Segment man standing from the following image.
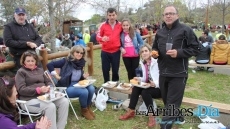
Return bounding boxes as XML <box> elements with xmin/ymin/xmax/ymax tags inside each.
<box><xmin>96</xmin><ymin>8</ymin><xmax>122</xmax><ymax>83</ymax></box>
<box><xmin>3</xmin><ymin>7</ymin><xmax>43</xmax><ymax>69</ymax></box>
<box><xmin>83</xmin><ymin>30</ymin><xmax>90</xmax><ymax>44</ymax></box>
<box><xmin>152</xmin><ymin>5</ymin><xmax>199</xmax><ymax>129</ymax></box>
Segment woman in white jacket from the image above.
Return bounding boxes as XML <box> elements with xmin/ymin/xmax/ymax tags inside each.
<box><xmin>119</xmin><ymin>43</ymin><xmax>161</xmax><ymax>128</ymax></box>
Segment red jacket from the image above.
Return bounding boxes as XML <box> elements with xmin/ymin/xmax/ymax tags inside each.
<box><xmin>96</xmin><ymin>20</ymin><xmax>122</xmax><ymax>53</ymax></box>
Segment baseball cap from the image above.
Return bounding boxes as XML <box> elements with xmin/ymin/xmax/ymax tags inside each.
<box><xmin>15</xmin><ymin>7</ymin><xmax>26</xmax><ymax>14</ymax></box>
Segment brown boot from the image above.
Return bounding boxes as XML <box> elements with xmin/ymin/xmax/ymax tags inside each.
<box><xmin>147</xmin><ymin>116</ymin><xmax>156</xmax><ymax>127</ymax></box>
<box><xmin>119</xmin><ymin>109</ymin><xmax>135</xmax><ymax>120</ymax></box>
<box><xmin>81</xmin><ymin>108</ymin><xmax>94</xmax><ymax>120</ymax></box>
<box><xmin>87</xmin><ymin>106</ymin><xmax>95</xmax><ymax>118</ymax></box>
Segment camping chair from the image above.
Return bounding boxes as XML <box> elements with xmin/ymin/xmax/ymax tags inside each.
<box><xmin>16</xmin><ymin>100</ymin><xmax>44</xmax><ymax>124</ymax></box>
<box><xmin>44</xmin><ymin>70</ymin><xmax>79</xmax><ymax>120</ymax></box>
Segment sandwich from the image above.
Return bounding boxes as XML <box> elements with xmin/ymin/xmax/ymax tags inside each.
<box><xmin>78</xmin><ymin>80</ymin><xmax>89</xmax><ymax>85</ymax></box>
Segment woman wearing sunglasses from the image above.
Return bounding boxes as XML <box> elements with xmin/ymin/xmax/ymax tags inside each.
<box><xmin>15</xmin><ymin>50</ymin><xmax>69</xmax><ymax>129</ymax></box>
<box><xmin>119</xmin><ymin>44</ymin><xmax>161</xmax><ymax>128</ymax></box>
<box><xmin>0</xmin><ymin>76</ymin><xmax>50</xmax><ymax>129</ymax></box>
<box><xmin>47</xmin><ymin>45</ymin><xmax>95</xmax><ymax>120</ymax></box>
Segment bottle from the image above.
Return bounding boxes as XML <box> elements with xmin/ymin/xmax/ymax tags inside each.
<box><xmin>49</xmin><ymin>85</ymin><xmax>55</xmax><ymax>99</ymax></box>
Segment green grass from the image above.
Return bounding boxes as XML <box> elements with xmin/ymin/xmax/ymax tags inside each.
<box><xmin>23</xmin><ymin>30</ymin><xmax>230</xmax><ymax>129</ymax></box>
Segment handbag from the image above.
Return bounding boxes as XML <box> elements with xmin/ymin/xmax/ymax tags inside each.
<box><xmin>95</xmin><ymin>87</ymin><xmax>109</xmax><ymax>111</ymax></box>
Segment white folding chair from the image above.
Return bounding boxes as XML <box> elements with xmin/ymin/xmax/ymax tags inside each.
<box><xmin>16</xmin><ymin>100</ymin><xmax>44</xmax><ymax>124</ymax></box>
<box><xmin>44</xmin><ymin>70</ymin><xmax>79</xmax><ymax>120</ymax></box>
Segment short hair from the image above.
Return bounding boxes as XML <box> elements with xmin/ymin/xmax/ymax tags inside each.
<box><xmin>219</xmin><ymin>35</ymin><xmax>226</xmax><ymax>40</ymax></box>
<box><xmin>0</xmin><ymin>76</ymin><xmax>19</xmax><ymax>122</ymax></box>
<box><xmin>68</xmin><ymin>45</ymin><xmax>87</xmax><ymax>61</ymax></box>
<box><xmin>165</xmin><ymin>5</ymin><xmax>178</xmax><ymax>14</ymax></box>
<box><xmin>20</xmin><ymin>50</ymin><xmax>39</xmax><ymax>66</ymax></box>
<box><xmin>203</xmin><ymin>30</ymin><xmax>209</xmax><ymax>35</ymax></box>
<box><xmin>107</xmin><ymin>8</ymin><xmax>117</xmax><ymax>14</ymax></box>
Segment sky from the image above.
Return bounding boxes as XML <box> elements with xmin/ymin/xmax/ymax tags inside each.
<box><xmin>76</xmin><ymin>0</ymin><xmax>149</xmax><ymax>21</ymax></box>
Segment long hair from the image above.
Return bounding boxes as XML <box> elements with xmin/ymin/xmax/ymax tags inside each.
<box><xmin>121</xmin><ymin>19</ymin><xmax>135</xmax><ymax>40</ymax></box>
<box><xmin>67</xmin><ymin>45</ymin><xmax>87</xmax><ymax>61</ymax></box>
<box><xmin>0</xmin><ymin>76</ymin><xmax>19</xmax><ymax>122</ymax></box>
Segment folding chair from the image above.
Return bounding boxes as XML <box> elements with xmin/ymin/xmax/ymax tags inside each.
<box><xmin>44</xmin><ymin>70</ymin><xmax>79</xmax><ymax>120</ymax></box>
<box><xmin>16</xmin><ymin>100</ymin><xmax>44</xmax><ymax>124</ymax></box>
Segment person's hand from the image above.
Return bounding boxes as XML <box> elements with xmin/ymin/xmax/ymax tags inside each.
<box><xmin>27</xmin><ymin>42</ymin><xmax>37</xmax><ymax>49</ymax></box>
<box><xmin>40</xmin><ymin>86</ymin><xmax>50</xmax><ymax>94</ymax></box>
<box><xmin>166</xmin><ymin>49</ymin><xmax>177</xmax><ymax>58</ymax></box>
<box><xmin>83</xmin><ymin>73</ymin><xmax>89</xmax><ymax>78</ymax></box>
<box><xmin>149</xmin><ymin>81</ymin><xmax>155</xmax><ymax>87</ymax></box>
<box><xmin>35</xmin><ymin>116</ymin><xmax>51</xmax><ymax>129</ymax></box>
<box><xmin>120</xmin><ymin>48</ymin><xmax>126</xmax><ymax>54</ymax></box>
<box><xmin>151</xmin><ymin>50</ymin><xmax>159</xmax><ymax>58</ymax></box>
<box><xmin>102</xmin><ymin>36</ymin><xmax>109</xmax><ymax>42</ymax></box>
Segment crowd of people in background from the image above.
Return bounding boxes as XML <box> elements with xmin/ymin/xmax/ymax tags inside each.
<box><xmin>1</xmin><ymin>4</ymin><xmax>230</xmax><ymax>129</ymax></box>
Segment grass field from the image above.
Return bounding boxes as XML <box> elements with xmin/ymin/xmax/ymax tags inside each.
<box><xmin>22</xmin><ymin>30</ymin><xmax>230</xmax><ymax>129</ymax></box>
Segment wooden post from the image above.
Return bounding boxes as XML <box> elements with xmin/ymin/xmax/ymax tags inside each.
<box><xmin>87</xmin><ymin>42</ymin><xmax>94</xmax><ymax>76</ymax></box>
<box><xmin>148</xmin><ymin>31</ymin><xmax>153</xmax><ymax>46</ymax></box>
<box><xmin>39</xmin><ymin>49</ymin><xmax>48</xmax><ymax>70</ymax></box>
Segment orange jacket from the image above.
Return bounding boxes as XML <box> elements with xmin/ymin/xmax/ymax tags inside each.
<box><xmin>209</xmin><ymin>40</ymin><xmax>230</xmax><ymax>64</ymax></box>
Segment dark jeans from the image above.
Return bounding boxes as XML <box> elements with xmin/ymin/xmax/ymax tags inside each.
<box><xmin>101</xmin><ymin>50</ymin><xmax>121</xmax><ymax>83</ymax></box>
<box><xmin>129</xmin><ymin>86</ymin><xmax>161</xmax><ymax>110</ymax></box>
<box><xmin>159</xmin><ymin>76</ymin><xmax>187</xmax><ymax>129</ymax></box>
<box><xmin>122</xmin><ymin>56</ymin><xmax>140</xmax><ymax>80</ymax></box>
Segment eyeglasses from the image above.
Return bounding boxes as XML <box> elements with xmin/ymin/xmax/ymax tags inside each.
<box><xmin>163</xmin><ymin>12</ymin><xmax>177</xmax><ymax>17</ymax></box>
<box><xmin>76</xmin><ymin>51</ymin><xmax>84</xmax><ymax>55</ymax></box>
<box><xmin>24</xmin><ymin>51</ymin><xmax>36</xmax><ymax>55</ymax></box>
<box><xmin>0</xmin><ymin>77</ymin><xmax>9</xmax><ymax>86</ymax></box>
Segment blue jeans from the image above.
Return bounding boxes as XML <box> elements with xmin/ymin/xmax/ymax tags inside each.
<box><xmin>66</xmin><ymin>82</ymin><xmax>95</xmax><ymax>108</ymax></box>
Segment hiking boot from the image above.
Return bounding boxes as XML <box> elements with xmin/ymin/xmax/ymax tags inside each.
<box><xmin>175</xmin><ymin>116</ymin><xmax>185</xmax><ymax>125</ymax></box>
<box><xmin>81</xmin><ymin>108</ymin><xmax>94</xmax><ymax>120</ymax></box>
<box><xmin>119</xmin><ymin>109</ymin><xmax>135</xmax><ymax>120</ymax></box>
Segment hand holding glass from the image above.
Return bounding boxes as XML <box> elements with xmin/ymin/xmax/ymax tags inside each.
<box><xmin>166</xmin><ymin>43</ymin><xmax>173</xmax><ymax>51</ymax></box>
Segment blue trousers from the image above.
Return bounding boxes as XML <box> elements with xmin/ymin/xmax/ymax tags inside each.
<box><xmin>66</xmin><ymin>82</ymin><xmax>95</xmax><ymax>108</ymax></box>
<box><xmin>101</xmin><ymin>50</ymin><xmax>121</xmax><ymax>83</ymax></box>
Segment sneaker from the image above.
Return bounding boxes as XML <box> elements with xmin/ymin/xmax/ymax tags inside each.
<box><xmin>207</xmin><ymin>67</ymin><xmax>214</xmax><ymax>72</ymax></box>
<box><xmin>175</xmin><ymin>116</ymin><xmax>185</xmax><ymax>125</ymax></box>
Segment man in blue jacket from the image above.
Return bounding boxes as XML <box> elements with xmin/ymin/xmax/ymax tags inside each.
<box><xmin>3</xmin><ymin>7</ymin><xmax>43</xmax><ymax>69</ymax></box>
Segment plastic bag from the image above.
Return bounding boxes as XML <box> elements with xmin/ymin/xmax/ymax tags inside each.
<box><xmin>198</xmin><ymin>115</ymin><xmax>226</xmax><ymax>129</ymax></box>
<box><xmin>95</xmin><ymin>87</ymin><xmax>108</xmax><ymax>111</ymax></box>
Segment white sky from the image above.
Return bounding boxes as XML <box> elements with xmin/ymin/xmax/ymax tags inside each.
<box><xmin>76</xmin><ymin>0</ymin><xmax>149</xmax><ymax>21</ymax></box>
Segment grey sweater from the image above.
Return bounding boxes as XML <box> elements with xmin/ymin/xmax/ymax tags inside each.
<box><xmin>15</xmin><ymin>67</ymin><xmax>52</xmax><ymax>101</ymax></box>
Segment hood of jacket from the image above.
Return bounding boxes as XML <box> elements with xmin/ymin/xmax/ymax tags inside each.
<box><xmin>213</xmin><ymin>40</ymin><xmax>229</xmax><ymax>50</ymax></box>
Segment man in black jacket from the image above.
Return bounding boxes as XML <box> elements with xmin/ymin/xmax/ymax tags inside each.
<box><xmin>152</xmin><ymin>5</ymin><xmax>199</xmax><ymax>129</ymax></box>
<box><xmin>3</xmin><ymin>7</ymin><xmax>43</xmax><ymax>69</ymax></box>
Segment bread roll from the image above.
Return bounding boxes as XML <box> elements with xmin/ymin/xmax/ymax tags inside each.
<box><xmin>130</xmin><ymin>79</ymin><xmax>138</xmax><ymax>85</ymax></box>
<box><xmin>38</xmin><ymin>95</ymin><xmax>46</xmax><ymax>100</ymax></box>
<box><xmin>79</xmin><ymin>80</ymin><xmax>89</xmax><ymax>85</ymax></box>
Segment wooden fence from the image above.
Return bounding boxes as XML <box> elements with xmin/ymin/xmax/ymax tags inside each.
<box><xmin>0</xmin><ymin>31</ymin><xmax>155</xmax><ymax>75</ymax></box>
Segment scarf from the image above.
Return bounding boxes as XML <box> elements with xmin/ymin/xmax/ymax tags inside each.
<box><xmin>68</xmin><ymin>57</ymin><xmax>86</xmax><ymax>70</ymax></box>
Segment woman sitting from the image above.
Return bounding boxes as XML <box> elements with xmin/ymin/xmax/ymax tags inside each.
<box><xmin>210</xmin><ymin>35</ymin><xmax>230</xmax><ymax>65</ymax></box>
<box><xmin>119</xmin><ymin>43</ymin><xmax>161</xmax><ymax>128</ymax></box>
<box><xmin>15</xmin><ymin>50</ymin><xmax>69</xmax><ymax>129</ymax></box>
<box><xmin>47</xmin><ymin>45</ymin><xmax>95</xmax><ymax>120</ymax></box>
<box><xmin>0</xmin><ymin>76</ymin><xmax>50</xmax><ymax>129</ymax></box>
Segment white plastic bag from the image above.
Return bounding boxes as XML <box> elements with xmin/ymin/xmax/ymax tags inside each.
<box><xmin>198</xmin><ymin>115</ymin><xmax>226</xmax><ymax>129</ymax></box>
<box><xmin>137</xmin><ymin>99</ymin><xmax>157</xmax><ymax>113</ymax></box>
<box><xmin>95</xmin><ymin>87</ymin><xmax>109</xmax><ymax>111</ymax></box>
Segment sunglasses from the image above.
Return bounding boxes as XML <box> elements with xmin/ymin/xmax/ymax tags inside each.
<box><xmin>0</xmin><ymin>77</ymin><xmax>9</xmax><ymax>86</ymax></box>
<box><xmin>76</xmin><ymin>51</ymin><xmax>84</xmax><ymax>55</ymax></box>
<box><xmin>24</xmin><ymin>51</ymin><xmax>36</xmax><ymax>55</ymax></box>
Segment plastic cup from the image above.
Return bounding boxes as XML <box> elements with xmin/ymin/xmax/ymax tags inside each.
<box><xmin>41</xmin><ymin>44</ymin><xmax>45</xmax><ymax>49</ymax></box>
<box><xmin>166</xmin><ymin>43</ymin><xmax>173</xmax><ymax>51</ymax></box>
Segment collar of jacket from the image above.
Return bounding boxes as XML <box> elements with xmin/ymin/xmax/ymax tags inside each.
<box><xmin>106</xmin><ymin>19</ymin><xmax>119</xmax><ymax>24</ymax></box>
<box><xmin>163</xmin><ymin>19</ymin><xmax>180</xmax><ymax>30</ymax></box>
<box><xmin>13</xmin><ymin>18</ymin><xmax>29</xmax><ymax>26</ymax></box>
